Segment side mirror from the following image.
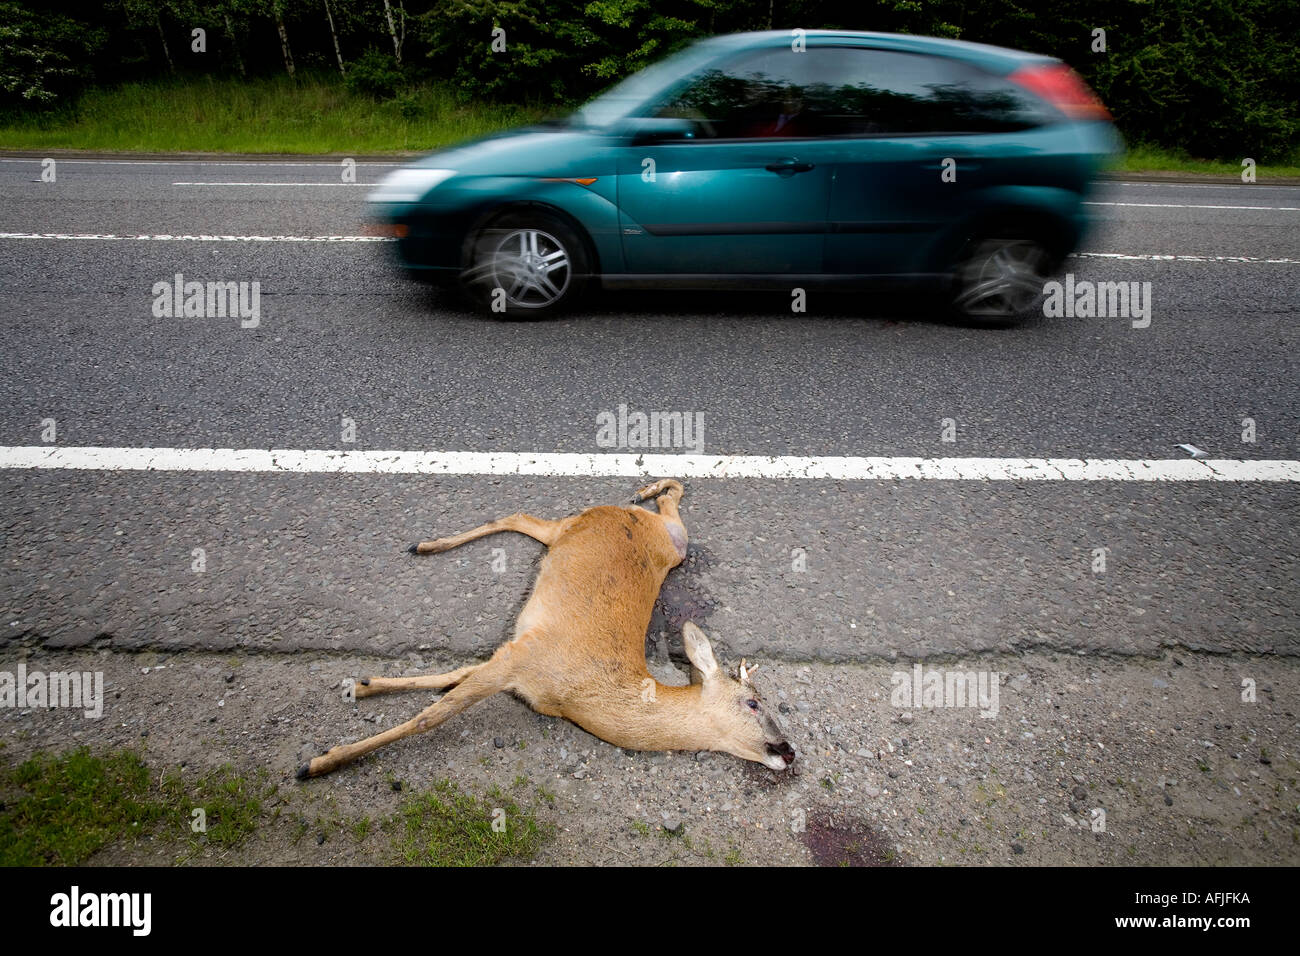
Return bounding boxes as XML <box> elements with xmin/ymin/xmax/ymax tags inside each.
<box><xmin>619</xmin><ymin>117</ymin><xmax>698</xmax><ymax>145</ymax></box>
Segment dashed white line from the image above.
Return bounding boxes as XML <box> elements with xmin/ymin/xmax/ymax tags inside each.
<box><xmin>1</xmin><ymin>447</ymin><xmax>1296</xmax><ymax>482</ymax></box>
<box><xmin>1084</xmin><ymin>201</ymin><xmax>1300</xmax><ymax>211</ymax></box>
<box><xmin>1070</xmin><ymin>251</ymin><xmax>1300</xmax><ymax>264</ymax></box>
<box><xmin>0</xmin><ymin>233</ymin><xmax>1295</xmax><ymax>263</ymax></box>
<box><xmin>0</xmin><ymin>232</ymin><xmax>393</xmax><ymax>242</ymax></box>
<box><xmin>0</xmin><ymin>158</ymin><xmax>403</xmax><ymax>166</ymax></box>
<box><xmin>1108</xmin><ymin>181</ymin><xmax>1300</xmax><ymax>190</ymax></box>
<box><xmin>171</xmin><ymin>182</ymin><xmax>369</xmax><ymax>186</ymax></box>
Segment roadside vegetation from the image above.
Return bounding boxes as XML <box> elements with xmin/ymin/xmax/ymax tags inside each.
<box><xmin>1</xmin><ymin>73</ymin><xmax>1296</xmax><ymax>180</ymax></box>
<box><xmin>0</xmin><ymin>73</ymin><xmax>543</xmax><ymax>154</ymax></box>
<box><xmin>0</xmin><ymin>746</ymin><xmax>552</xmax><ymax>866</ymax></box>
<box><xmin>0</xmin><ymin>0</ymin><xmax>1296</xmax><ymax>172</ymax></box>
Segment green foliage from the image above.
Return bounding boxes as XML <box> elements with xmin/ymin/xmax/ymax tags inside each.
<box><xmin>0</xmin><ymin>0</ymin><xmax>1295</xmax><ymax>162</ymax></box>
<box><xmin>0</xmin><ymin>1</ymin><xmax>107</xmax><ymax>111</ymax></box>
<box><xmin>415</xmin><ymin>0</ymin><xmax>601</xmax><ymax>103</ymax></box>
<box><xmin>1082</xmin><ymin>0</ymin><xmax>1300</xmax><ymax>163</ymax></box>
<box><xmin>344</xmin><ymin>48</ymin><xmax>406</xmax><ymax>99</ymax></box>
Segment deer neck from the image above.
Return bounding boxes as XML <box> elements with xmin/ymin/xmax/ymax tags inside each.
<box><xmin>628</xmin><ymin>681</ymin><xmax>717</xmax><ymax>753</ymax></box>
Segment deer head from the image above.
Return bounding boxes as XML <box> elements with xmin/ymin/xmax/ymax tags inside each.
<box><xmin>683</xmin><ymin>622</ymin><xmax>796</xmax><ymax>771</ymax></box>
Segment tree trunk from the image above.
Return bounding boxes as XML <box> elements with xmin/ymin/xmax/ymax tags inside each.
<box><xmin>382</xmin><ymin>0</ymin><xmax>403</xmax><ymax>67</ymax></box>
<box><xmin>155</xmin><ymin>14</ymin><xmax>174</xmax><ymax>73</ymax></box>
<box><xmin>275</xmin><ymin>11</ymin><xmax>295</xmax><ymax>78</ymax></box>
<box><xmin>323</xmin><ymin>0</ymin><xmax>345</xmax><ymax>75</ymax></box>
<box><xmin>224</xmin><ymin>14</ymin><xmax>246</xmax><ymax>77</ymax></box>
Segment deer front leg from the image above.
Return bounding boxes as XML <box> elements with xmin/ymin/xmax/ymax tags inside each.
<box><xmin>630</xmin><ymin>479</ymin><xmax>687</xmax><ymax>556</ymax></box>
<box><xmin>352</xmin><ymin>663</ymin><xmax>481</xmax><ymax>699</ymax></box>
<box><xmin>630</xmin><ymin>478</ymin><xmax>683</xmax><ymax>507</ymax></box>
<box><xmin>298</xmin><ymin>663</ymin><xmax>507</xmax><ymax>779</ymax></box>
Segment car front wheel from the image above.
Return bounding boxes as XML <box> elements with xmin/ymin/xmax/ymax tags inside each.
<box><xmin>461</xmin><ymin>210</ymin><xmax>590</xmax><ymax>317</ymax></box>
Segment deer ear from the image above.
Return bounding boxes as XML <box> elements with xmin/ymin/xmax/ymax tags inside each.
<box><xmin>682</xmin><ymin>622</ymin><xmax>719</xmax><ymax>682</ymax></box>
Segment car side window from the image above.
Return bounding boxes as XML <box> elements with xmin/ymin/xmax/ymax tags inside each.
<box><xmin>818</xmin><ymin>48</ymin><xmax>1051</xmax><ymax>135</ymax></box>
<box><xmin>647</xmin><ymin>48</ymin><xmax>827</xmax><ymax>139</ymax></box>
<box><xmin>646</xmin><ymin>46</ymin><xmax>1050</xmax><ymax>138</ymax></box>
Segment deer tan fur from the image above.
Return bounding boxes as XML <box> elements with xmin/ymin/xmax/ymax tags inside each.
<box><xmin>298</xmin><ymin>479</ymin><xmax>795</xmax><ymax>779</ymax></box>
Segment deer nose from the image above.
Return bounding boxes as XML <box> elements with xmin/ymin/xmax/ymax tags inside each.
<box><xmin>768</xmin><ymin>742</ymin><xmax>796</xmax><ymax>764</ymax></box>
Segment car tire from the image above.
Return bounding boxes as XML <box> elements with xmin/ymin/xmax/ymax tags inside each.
<box><xmin>460</xmin><ymin>209</ymin><xmax>590</xmax><ymax>317</ymax></box>
<box><xmin>947</xmin><ymin>233</ymin><xmax>1055</xmax><ymax>327</ymax></box>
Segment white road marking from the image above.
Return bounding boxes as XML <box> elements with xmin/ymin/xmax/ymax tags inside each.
<box><xmin>172</xmin><ymin>182</ymin><xmax>369</xmax><ymax>186</ymax></box>
<box><xmin>1071</xmin><ymin>251</ymin><xmax>1300</xmax><ymax>264</ymax></box>
<box><xmin>0</xmin><ymin>234</ymin><xmax>1295</xmax><ymax>264</ymax></box>
<box><xmin>0</xmin><ymin>232</ymin><xmax>393</xmax><ymax>242</ymax></box>
<box><xmin>1109</xmin><ymin>181</ymin><xmax>1300</xmax><ymax>190</ymax></box>
<box><xmin>1085</xmin><ymin>201</ymin><xmax>1300</xmax><ymax>211</ymax></box>
<box><xmin>1</xmin><ymin>447</ymin><xmax>1296</xmax><ymax>482</ymax></box>
<box><xmin>0</xmin><ymin>158</ymin><xmax>403</xmax><ymax>166</ymax></box>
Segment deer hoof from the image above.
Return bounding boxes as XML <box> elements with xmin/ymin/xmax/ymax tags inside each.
<box><xmin>295</xmin><ymin>763</ymin><xmax>312</xmax><ymax>781</ymax></box>
<box><xmin>406</xmin><ymin>543</ymin><xmax>419</xmax><ymax>555</ymax></box>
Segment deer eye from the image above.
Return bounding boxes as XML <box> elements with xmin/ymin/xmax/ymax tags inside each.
<box><xmin>746</xmin><ymin>699</ymin><xmax>759</xmax><ymax>710</ymax></box>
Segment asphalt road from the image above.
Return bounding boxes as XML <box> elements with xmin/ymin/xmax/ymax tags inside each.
<box><xmin>1</xmin><ymin>157</ymin><xmax>1296</xmax><ymax>663</ymax></box>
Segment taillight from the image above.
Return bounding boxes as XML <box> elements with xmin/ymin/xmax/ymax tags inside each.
<box><xmin>1008</xmin><ymin>63</ymin><xmax>1111</xmax><ymax>121</ymax></box>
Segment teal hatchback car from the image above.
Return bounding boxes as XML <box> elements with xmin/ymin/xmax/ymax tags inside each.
<box><xmin>367</xmin><ymin>30</ymin><xmax>1120</xmax><ymax>321</ymax></box>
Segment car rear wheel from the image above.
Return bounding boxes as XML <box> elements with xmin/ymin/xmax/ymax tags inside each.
<box><xmin>949</xmin><ymin>236</ymin><xmax>1053</xmax><ymax>326</ymax></box>
<box><xmin>461</xmin><ymin>210</ymin><xmax>590</xmax><ymax>317</ymax></box>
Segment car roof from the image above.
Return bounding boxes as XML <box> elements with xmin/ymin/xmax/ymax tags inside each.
<box><xmin>693</xmin><ymin>30</ymin><xmax>1058</xmax><ymax>74</ymax></box>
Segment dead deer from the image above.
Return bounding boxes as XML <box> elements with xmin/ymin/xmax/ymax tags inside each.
<box><xmin>297</xmin><ymin>478</ymin><xmax>795</xmax><ymax>779</ymax></box>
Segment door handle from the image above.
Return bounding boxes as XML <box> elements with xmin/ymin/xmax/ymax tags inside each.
<box><xmin>765</xmin><ymin>159</ymin><xmax>816</xmax><ymax>175</ymax></box>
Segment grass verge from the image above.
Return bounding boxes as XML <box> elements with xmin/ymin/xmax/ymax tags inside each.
<box><xmin>0</xmin><ymin>747</ymin><xmax>278</xmax><ymax>865</ymax></box>
<box><xmin>0</xmin><ymin>73</ymin><xmax>545</xmax><ymax>155</ymax></box>
<box><xmin>4</xmin><ymin>75</ymin><xmax>1297</xmax><ymax>179</ymax></box>
<box><xmin>1113</xmin><ymin>143</ymin><xmax>1300</xmax><ymax>179</ymax></box>
<box><xmin>0</xmin><ymin>748</ymin><xmax>166</xmax><ymax>865</ymax></box>
<box><xmin>0</xmin><ymin>747</ymin><xmax>551</xmax><ymax>866</ymax></box>
<box><xmin>396</xmin><ymin>780</ymin><xmax>551</xmax><ymax>866</ymax></box>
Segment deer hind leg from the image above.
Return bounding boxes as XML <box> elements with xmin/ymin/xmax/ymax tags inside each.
<box><xmin>630</xmin><ymin>479</ymin><xmax>687</xmax><ymax>554</ymax></box>
<box><xmin>352</xmin><ymin>663</ymin><xmax>481</xmax><ymax>700</ymax></box>
<box><xmin>409</xmin><ymin>512</ymin><xmax>565</xmax><ymax>555</ymax></box>
<box><xmin>298</xmin><ymin>661</ymin><xmax>510</xmax><ymax>779</ymax></box>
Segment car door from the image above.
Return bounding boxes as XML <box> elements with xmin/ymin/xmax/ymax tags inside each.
<box><xmin>818</xmin><ymin>48</ymin><xmax>1054</xmax><ymax>276</ymax></box>
<box><xmin>615</xmin><ymin>46</ymin><xmax>837</xmax><ymax>276</ymax></box>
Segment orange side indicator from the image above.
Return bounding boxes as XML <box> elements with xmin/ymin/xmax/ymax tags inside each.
<box><xmin>363</xmin><ymin>223</ymin><xmax>408</xmax><ymax>238</ymax></box>
<box><xmin>539</xmin><ymin>177</ymin><xmax>598</xmax><ymax>186</ymax></box>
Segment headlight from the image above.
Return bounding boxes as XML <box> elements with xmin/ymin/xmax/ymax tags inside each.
<box><xmin>367</xmin><ymin>168</ymin><xmax>456</xmax><ymax>203</ymax></box>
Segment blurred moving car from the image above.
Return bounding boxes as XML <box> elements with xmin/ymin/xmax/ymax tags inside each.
<box><xmin>367</xmin><ymin>30</ymin><xmax>1121</xmax><ymax>322</ymax></box>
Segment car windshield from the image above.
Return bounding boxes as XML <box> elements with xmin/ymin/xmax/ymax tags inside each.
<box><xmin>569</xmin><ymin>42</ymin><xmax>727</xmax><ymax>128</ymax></box>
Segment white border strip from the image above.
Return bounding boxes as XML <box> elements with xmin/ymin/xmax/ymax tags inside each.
<box><xmin>0</xmin><ymin>232</ymin><xmax>393</xmax><ymax>242</ymax></box>
<box><xmin>1084</xmin><ymin>201</ymin><xmax>1300</xmax><ymax>211</ymax></box>
<box><xmin>0</xmin><ymin>234</ymin><xmax>1295</xmax><ymax>263</ymax></box>
<box><xmin>1071</xmin><ymin>251</ymin><xmax>1300</xmax><ymax>264</ymax></box>
<box><xmin>1</xmin><ymin>447</ymin><xmax>1296</xmax><ymax>482</ymax></box>
<box><xmin>0</xmin><ymin>158</ymin><xmax>403</xmax><ymax>167</ymax></box>
<box><xmin>171</xmin><ymin>182</ymin><xmax>368</xmax><ymax>187</ymax></box>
